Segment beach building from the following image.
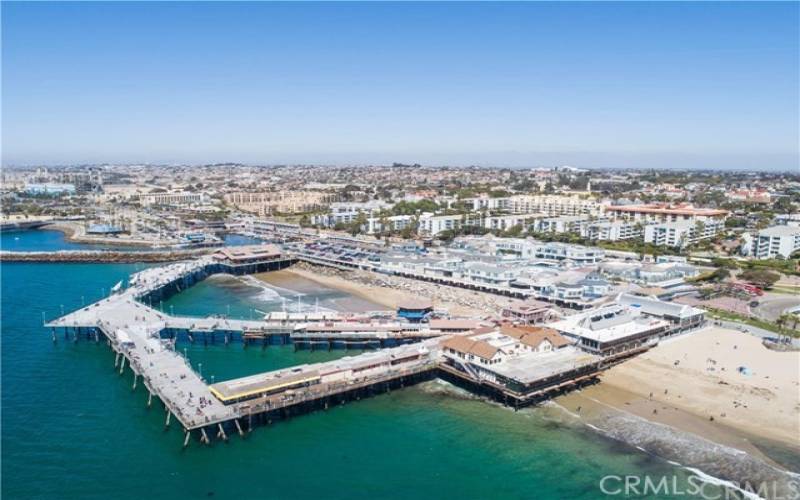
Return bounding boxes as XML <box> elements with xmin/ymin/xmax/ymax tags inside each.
<box><xmin>547</xmin><ymin>304</ymin><xmax>669</xmax><ymax>356</ymax></box>
<box><xmin>438</xmin><ymin>326</ymin><xmax>600</xmax><ymax>395</ymax></box>
<box><xmin>501</xmin><ymin>300</ymin><xmax>558</xmax><ymax>324</ymax></box>
<box><xmin>615</xmin><ymin>293</ymin><xmax>705</xmax><ymax>335</ymax></box>
<box><xmin>397</xmin><ymin>299</ymin><xmax>434</xmax><ymax>322</ymax></box>
<box><xmin>212</xmin><ymin>245</ymin><xmax>283</xmax><ymax>266</ymax></box>
<box><xmin>598</xmin><ymin>261</ymin><xmax>699</xmax><ymax>285</ymax></box>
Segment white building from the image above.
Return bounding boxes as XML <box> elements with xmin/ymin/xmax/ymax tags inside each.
<box><xmin>582</xmin><ymin>220</ymin><xmax>643</xmax><ymax>241</ymax></box>
<box><xmin>643</xmin><ymin>220</ymin><xmax>724</xmax><ymax>248</ymax></box>
<box><xmin>139</xmin><ymin>191</ymin><xmax>205</xmax><ymax>207</ymax></box>
<box><xmin>547</xmin><ymin>304</ymin><xmax>669</xmax><ymax>356</ymax></box>
<box><xmin>754</xmin><ymin>226</ymin><xmax>800</xmax><ymax>259</ymax></box>
<box><xmin>533</xmin><ymin>215</ymin><xmax>597</xmax><ymax>234</ymax></box>
<box><xmin>604</xmin><ymin>204</ymin><xmax>729</xmax><ymax>224</ymax></box>
<box><xmin>466</xmin><ymin>195</ymin><xmax>602</xmax><ymax>216</ymax></box>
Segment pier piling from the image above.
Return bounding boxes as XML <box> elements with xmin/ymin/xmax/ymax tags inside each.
<box><xmin>217</xmin><ymin>424</ymin><xmax>228</xmax><ymax>442</ymax></box>
<box><xmin>235</xmin><ymin>419</ymin><xmax>244</xmax><ymax>437</ymax></box>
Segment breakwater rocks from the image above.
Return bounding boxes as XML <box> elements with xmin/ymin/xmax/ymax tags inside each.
<box><xmin>0</xmin><ymin>249</ymin><xmax>214</xmax><ymax>263</ymax></box>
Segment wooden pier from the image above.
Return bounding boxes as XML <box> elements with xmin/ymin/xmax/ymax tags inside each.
<box><xmin>45</xmin><ymin>254</ymin><xmax>625</xmax><ymax>447</ymax></box>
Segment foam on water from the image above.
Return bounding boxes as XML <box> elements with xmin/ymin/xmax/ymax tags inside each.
<box><xmin>549</xmin><ymin>398</ymin><xmax>798</xmax><ymax>499</ymax></box>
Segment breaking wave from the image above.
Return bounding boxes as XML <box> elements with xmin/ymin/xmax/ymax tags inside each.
<box><xmin>549</xmin><ymin>399</ymin><xmax>799</xmax><ymax>499</ymax></box>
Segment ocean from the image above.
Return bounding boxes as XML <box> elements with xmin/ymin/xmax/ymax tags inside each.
<box><xmin>1</xmin><ymin>230</ymin><xmax>793</xmax><ymax>499</ymax></box>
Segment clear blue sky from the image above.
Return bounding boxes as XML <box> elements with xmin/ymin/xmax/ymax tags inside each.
<box><xmin>2</xmin><ymin>1</ymin><xmax>798</xmax><ymax>170</ymax></box>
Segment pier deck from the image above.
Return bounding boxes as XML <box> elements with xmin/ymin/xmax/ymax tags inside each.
<box><xmin>44</xmin><ymin>253</ymin><xmax>618</xmax><ymax>444</ymax></box>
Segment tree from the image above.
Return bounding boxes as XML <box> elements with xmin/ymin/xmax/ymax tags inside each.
<box><xmin>703</xmin><ymin>268</ymin><xmax>730</xmax><ymax>282</ymax></box>
<box><xmin>738</xmin><ymin>269</ymin><xmax>780</xmax><ymax>289</ymax></box>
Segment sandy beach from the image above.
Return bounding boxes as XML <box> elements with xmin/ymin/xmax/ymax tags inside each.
<box><xmin>561</xmin><ymin>326</ymin><xmax>800</xmax><ymax>459</ymax></box>
<box><xmin>275</xmin><ymin>263</ymin><xmax>515</xmax><ymax>317</ymax></box>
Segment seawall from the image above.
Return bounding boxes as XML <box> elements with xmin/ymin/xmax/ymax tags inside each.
<box><xmin>0</xmin><ymin>249</ymin><xmax>214</xmax><ymax>263</ymax></box>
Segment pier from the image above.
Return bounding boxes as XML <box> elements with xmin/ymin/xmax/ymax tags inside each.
<box><xmin>45</xmin><ymin>249</ymin><xmax>620</xmax><ymax>446</ymax></box>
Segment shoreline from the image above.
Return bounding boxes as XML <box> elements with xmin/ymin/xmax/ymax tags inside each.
<box><xmin>271</xmin><ymin>265</ymin><xmax>800</xmax><ymax>459</ymax></box>
<box><xmin>561</xmin><ymin>326</ymin><xmax>800</xmax><ymax>464</ymax></box>
<box><xmin>276</xmin><ymin>262</ymin><xmax>516</xmax><ymax>317</ymax></box>
<box><xmin>42</xmin><ymin>222</ymin><xmax>163</xmax><ymax>248</ymax></box>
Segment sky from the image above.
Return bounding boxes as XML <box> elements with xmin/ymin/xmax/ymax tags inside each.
<box><xmin>2</xmin><ymin>1</ymin><xmax>798</xmax><ymax>170</ymax></box>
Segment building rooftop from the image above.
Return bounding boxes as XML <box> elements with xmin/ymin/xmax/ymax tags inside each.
<box><xmin>758</xmin><ymin>225</ymin><xmax>800</xmax><ymax>237</ymax></box>
<box><xmin>548</xmin><ymin>305</ymin><xmax>668</xmax><ymax>343</ymax></box>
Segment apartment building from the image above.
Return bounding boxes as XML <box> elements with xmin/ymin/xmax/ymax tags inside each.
<box><xmin>466</xmin><ymin>195</ymin><xmax>602</xmax><ymax>216</ymax></box>
<box><xmin>753</xmin><ymin>225</ymin><xmax>800</xmax><ymax>259</ymax></box>
<box><xmin>582</xmin><ymin>220</ymin><xmax>643</xmax><ymax>241</ymax></box>
<box><xmin>643</xmin><ymin>220</ymin><xmax>724</xmax><ymax>248</ymax></box>
<box><xmin>604</xmin><ymin>203</ymin><xmax>728</xmax><ymax>224</ymax></box>
<box><xmin>225</xmin><ymin>191</ymin><xmax>337</xmax><ymax>215</ymax></box>
<box><xmin>138</xmin><ymin>191</ymin><xmax>205</xmax><ymax>207</ymax></box>
<box><xmin>533</xmin><ymin>215</ymin><xmax>597</xmax><ymax>234</ymax></box>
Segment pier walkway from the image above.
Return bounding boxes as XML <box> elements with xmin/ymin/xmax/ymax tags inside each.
<box><xmin>45</xmin><ymin>252</ymin><xmax>617</xmax><ymax>445</ymax></box>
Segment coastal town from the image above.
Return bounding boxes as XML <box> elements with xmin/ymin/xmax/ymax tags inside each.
<box><xmin>3</xmin><ymin>2</ymin><xmax>799</xmax><ymax>499</ymax></box>
<box><xmin>2</xmin><ymin>164</ymin><xmax>799</xmax><ymax>461</ymax></box>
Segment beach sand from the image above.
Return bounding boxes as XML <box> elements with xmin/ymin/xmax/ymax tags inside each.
<box><xmin>254</xmin><ymin>269</ymin><xmax>387</xmax><ymax>313</ymax></box>
<box><xmin>271</xmin><ymin>265</ymin><xmax>483</xmax><ymax>316</ymax></box>
<box><xmin>560</xmin><ymin>326</ymin><xmax>800</xmax><ymax>460</ymax></box>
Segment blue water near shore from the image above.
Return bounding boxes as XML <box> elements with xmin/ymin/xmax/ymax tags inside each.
<box><xmin>0</xmin><ymin>228</ymin><xmax>100</xmax><ymax>251</ymax></box>
<box><xmin>0</xmin><ymin>228</ymin><xmax>264</xmax><ymax>252</ymax></box>
<box><xmin>0</xmin><ymin>230</ymin><xmax>768</xmax><ymax>499</ymax></box>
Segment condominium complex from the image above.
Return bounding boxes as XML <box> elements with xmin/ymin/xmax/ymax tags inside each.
<box><xmin>581</xmin><ymin>220</ymin><xmax>643</xmax><ymax>241</ymax></box>
<box><xmin>466</xmin><ymin>195</ymin><xmax>603</xmax><ymax>216</ymax></box>
<box><xmin>643</xmin><ymin>220</ymin><xmax>725</xmax><ymax>248</ymax></box>
<box><xmin>753</xmin><ymin>225</ymin><xmax>800</xmax><ymax>259</ymax></box>
<box><xmin>603</xmin><ymin>203</ymin><xmax>728</xmax><ymax>224</ymax></box>
<box><xmin>225</xmin><ymin>190</ymin><xmax>338</xmax><ymax>215</ymax></box>
<box><xmin>138</xmin><ymin>191</ymin><xmax>206</xmax><ymax>207</ymax></box>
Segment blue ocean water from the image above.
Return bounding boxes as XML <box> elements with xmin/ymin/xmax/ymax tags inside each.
<box><xmin>0</xmin><ymin>231</ymin><xmax>741</xmax><ymax>499</ymax></box>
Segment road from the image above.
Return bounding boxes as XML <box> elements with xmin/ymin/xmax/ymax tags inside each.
<box><xmin>751</xmin><ymin>292</ymin><xmax>800</xmax><ymax>322</ymax></box>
